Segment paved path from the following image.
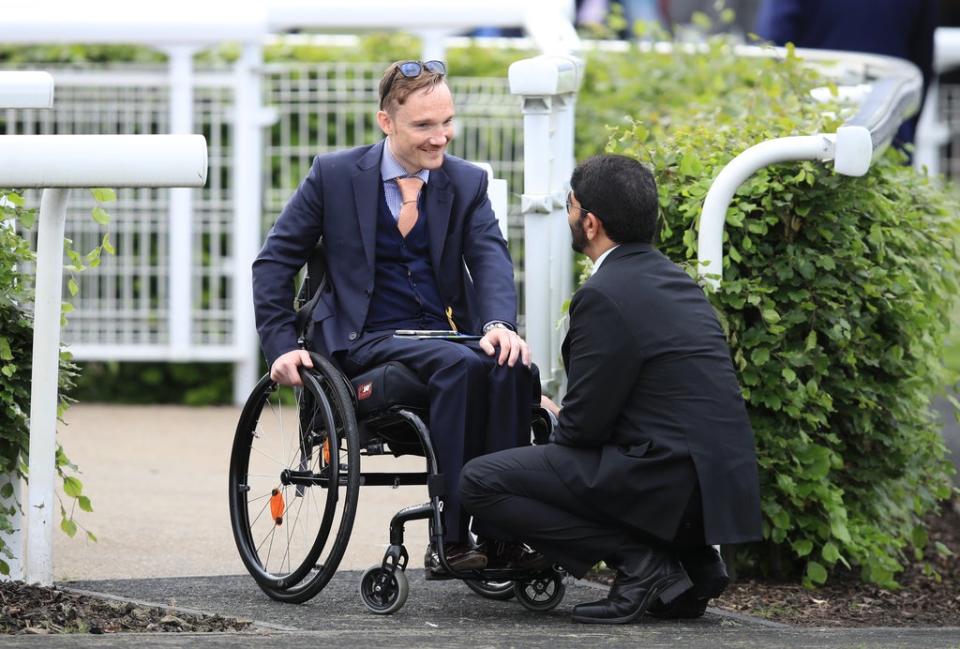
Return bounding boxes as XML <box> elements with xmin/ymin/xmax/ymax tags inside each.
<box><xmin>17</xmin><ymin>572</ymin><xmax>960</xmax><ymax>648</ymax></box>
<box><xmin>37</xmin><ymin>403</ymin><xmax>960</xmax><ymax>648</ymax></box>
<box><xmin>55</xmin><ymin>405</ymin><xmax>432</xmax><ymax>581</ymax></box>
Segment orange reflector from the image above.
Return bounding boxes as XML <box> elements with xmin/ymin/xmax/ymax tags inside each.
<box><xmin>270</xmin><ymin>488</ymin><xmax>285</xmax><ymax>525</ymax></box>
<box><xmin>322</xmin><ymin>438</ymin><xmax>331</xmax><ymax>464</ymax></box>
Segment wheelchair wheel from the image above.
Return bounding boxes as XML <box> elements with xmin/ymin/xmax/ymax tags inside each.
<box><xmin>463</xmin><ymin>578</ymin><xmax>516</xmax><ymax>601</ymax></box>
<box><xmin>229</xmin><ymin>353</ymin><xmax>360</xmax><ymax>603</ymax></box>
<box><xmin>359</xmin><ymin>566</ymin><xmax>409</xmax><ymax>614</ymax></box>
<box><xmin>514</xmin><ymin>572</ymin><xmax>565</xmax><ymax>612</ymax></box>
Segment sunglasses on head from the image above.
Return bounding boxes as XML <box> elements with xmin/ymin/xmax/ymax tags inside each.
<box><xmin>397</xmin><ymin>60</ymin><xmax>446</xmax><ymax>78</ymax></box>
<box><xmin>380</xmin><ymin>60</ymin><xmax>447</xmax><ymax>108</ymax></box>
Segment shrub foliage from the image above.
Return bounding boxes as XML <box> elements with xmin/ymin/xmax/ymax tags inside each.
<box><xmin>593</xmin><ymin>37</ymin><xmax>958</xmax><ymax>587</ymax></box>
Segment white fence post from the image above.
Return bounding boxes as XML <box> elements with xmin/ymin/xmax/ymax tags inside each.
<box><xmin>0</xmin><ymin>72</ymin><xmax>55</xmax><ymax>583</ymax></box>
<box><xmin>0</xmin><ymin>133</ymin><xmax>208</xmax><ymax>586</ymax></box>
<box><xmin>166</xmin><ymin>46</ymin><xmax>199</xmax><ymax>360</ymax></box>
<box><xmin>232</xmin><ymin>43</ymin><xmax>268</xmax><ymax>405</ymax></box>
<box><xmin>509</xmin><ymin>55</ymin><xmax>582</xmax><ymax>394</ymax></box>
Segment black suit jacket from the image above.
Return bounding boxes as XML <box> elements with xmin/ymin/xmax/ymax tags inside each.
<box><xmin>546</xmin><ymin>243</ymin><xmax>762</xmax><ymax>545</ymax></box>
<box><xmin>252</xmin><ymin>141</ymin><xmax>517</xmax><ymax>366</ymax></box>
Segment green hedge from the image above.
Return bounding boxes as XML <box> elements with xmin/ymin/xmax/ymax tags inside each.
<box><xmin>596</xmin><ymin>36</ymin><xmax>958</xmax><ymax>587</ymax></box>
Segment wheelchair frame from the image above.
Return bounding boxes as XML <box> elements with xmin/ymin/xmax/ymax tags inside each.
<box><xmin>229</xmin><ymin>246</ymin><xmax>566</xmax><ymax>614</ymax></box>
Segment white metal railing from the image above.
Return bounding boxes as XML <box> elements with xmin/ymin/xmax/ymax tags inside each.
<box><xmin>1</xmin><ymin>1</ymin><xmax>577</xmax><ymax>404</ymax></box>
<box><xmin>0</xmin><ymin>73</ymin><xmax>209</xmax><ymax>586</ymax></box>
<box><xmin>697</xmin><ymin>47</ymin><xmax>922</xmax><ymax>289</ymax></box>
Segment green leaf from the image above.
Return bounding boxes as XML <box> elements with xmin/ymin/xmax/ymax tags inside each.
<box><xmin>90</xmin><ymin>187</ymin><xmax>117</xmax><ymax>203</ymax></box>
<box><xmin>0</xmin><ymin>482</ymin><xmax>12</xmax><ymax>499</ymax></box>
<box><xmin>63</xmin><ymin>476</ymin><xmax>83</xmax><ymax>498</ymax></box>
<box><xmin>86</xmin><ymin>531</ymin><xmax>98</xmax><ymax>542</ymax></box>
<box><xmin>77</xmin><ymin>495</ymin><xmax>93</xmax><ymax>513</ymax></box>
<box><xmin>781</xmin><ymin>367</ymin><xmax>797</xmax><ymax>383</ymax></box>
<box><xmin>101</xmin><ymin>233</ymin><xmax>115</xmax><ymax>255</ymax></box>
<box><xmin>91</xmin><ymin>206</ymin><xmax>110</xmax><ymax>225</ymax></box>
<box><xmin>67</xmin><ymin>278</ymin><xmax>79</xmax><ymax>297</ymax></box>
<box><xmin>761</xmin><ymin>308</ymin><xmax>781</xmax><ymax>324</ymax></box>
<box><xmin>793</xmin><ymin>539</ymin><xmax>813</xmax><ymax>557</ymax></box>
<box><xmin>822</xmin><ymin>541</ymin><xmax>840</xmax><ymax>564</ymax></box>
<box><xmin>679</xmin><ymin>152</ymin><xmax>703</xmax><ymax>177</ymax></box>
<box><xmin>0</xmin><ymin>337</ymin><xmax>11</xmax><ymax>361</ymax></box>
<box><xmin>806</xmin><ymin>560</ymin><xmax>828</xmax><ymax>585</ymax></box>
<box><xmin>61</xmin><ymin>517</ymin><xmax>78</xmax><ymax>537</ymax></box>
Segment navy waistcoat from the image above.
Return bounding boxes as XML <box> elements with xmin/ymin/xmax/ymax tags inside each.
<box><xmin>364</xmin><ymin>186</ymin><xmax>449</xmax><ymax>333</ymax></box>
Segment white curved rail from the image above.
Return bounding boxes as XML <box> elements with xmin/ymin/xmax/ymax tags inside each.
<box><xmin>697</xmin><ymin>48</ymin><xmax>921</xmax><ymax>289</ymax></box>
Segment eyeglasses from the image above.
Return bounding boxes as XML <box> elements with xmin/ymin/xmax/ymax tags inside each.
<box><xmin>566</xmin><ymin>191</ymin><xmax>590</xmax><ymax>216</ymax></box>
<box><xmin>380</xmin><ymin>60</ymin><xmax>447</xmax><ymax>109</ymax></box>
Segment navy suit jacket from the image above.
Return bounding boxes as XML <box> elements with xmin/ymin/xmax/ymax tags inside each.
<box><xmin>252</xmin><ymin>141</ymin><xmax>517</xmax><ymax>367</ymax></box>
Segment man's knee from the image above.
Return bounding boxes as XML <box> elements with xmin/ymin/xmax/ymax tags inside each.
<box><xmin>460</xmin><ymin>455</ymin><xmax>495</xmax><ymax>508</ymax></box>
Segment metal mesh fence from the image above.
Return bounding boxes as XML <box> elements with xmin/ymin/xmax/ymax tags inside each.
<box><xmin>1</xmin><ymin>62</ymin><xmax>525</xmax><ymax>358</ymax></box>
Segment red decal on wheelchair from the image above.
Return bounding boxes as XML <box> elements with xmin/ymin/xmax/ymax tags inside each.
<box><xmin>357</xmin><ymin>382</ymin><xmax>373</xmax><ymax>400</ymax></box>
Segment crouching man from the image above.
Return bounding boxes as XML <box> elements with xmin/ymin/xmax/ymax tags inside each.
<box><xmin>461</xmin><ymin>154</ymin><xmax>762</xmax><ymax>623</ymax></box>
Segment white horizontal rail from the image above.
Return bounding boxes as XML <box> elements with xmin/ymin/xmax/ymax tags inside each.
<box><xmin>66</xmin><ymin>345</ymin><xmax>245</xmax><ymax>362</ymax></box>
<box><xmin>0</xmin><ymin>72</ymin><xmax>54</xmax><ymax>109</ymax></box>
<box><xmin>0</xmin><ymin>135</ymin><xmax>207</xmax><ymax>188</ymax></box>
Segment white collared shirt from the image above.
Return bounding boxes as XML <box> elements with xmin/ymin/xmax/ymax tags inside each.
<box><xmin>380</xmin><ymin>137</ymin><xmax>429</xmax><ymax>220</ymax></box>
<box><xmin>591</xmin><ymin>245</ymin><xmax>620</xmax><ymax>275</ymax></box>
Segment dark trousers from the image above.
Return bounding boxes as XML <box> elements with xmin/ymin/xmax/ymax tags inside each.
<box><xmin>460</xmin><ymin>445</ymin><xmax>705</xmax><ymax>578</ymax></box>
<box><xmin>343</xmin><ymin>332</ymin><xmax>533</xmax><ymax>544</ymax></box>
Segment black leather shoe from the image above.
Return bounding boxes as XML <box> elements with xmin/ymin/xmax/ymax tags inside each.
<box><xmin>485</xmin><ymin>541</ymin><xmax>552</xmax><ymax>572</ymax></box>
<box><xmin>648</xmin><ymin>545</ymin><xmax>729</xmax><ymax>619</ymax></box>
<box><xmin>424</xmin><ymin>544</ymin><xmax>488</xmax><ymax>580</ymax></box>
<box><xmin>571</xmin><ymin>544</ymin><xmax>692</xmax><ymax>624</ymax></box>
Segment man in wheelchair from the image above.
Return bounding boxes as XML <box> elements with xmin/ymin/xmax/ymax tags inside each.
<box><xmin>252</xmin><ymin>60</ymin><xmax>538</xmax><ymax>576</ymax></box>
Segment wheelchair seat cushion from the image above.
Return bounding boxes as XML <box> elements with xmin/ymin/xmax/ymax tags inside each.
<box><xmin>350</xmin><ymin>361</ymin><xmax>428</xmax><ymax>418</ymax></box>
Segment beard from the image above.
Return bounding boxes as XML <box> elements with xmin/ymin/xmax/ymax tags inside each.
<box><xmin>570</xmin><ymin>215</ymin><xmax>588</xmax><ymax>254</ymax></box>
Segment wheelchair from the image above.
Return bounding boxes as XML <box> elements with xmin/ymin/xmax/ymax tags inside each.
<box><xmin>228</xmin><ymin>246</ymin><xmax>566</xmax><ymax>614</ymax></box>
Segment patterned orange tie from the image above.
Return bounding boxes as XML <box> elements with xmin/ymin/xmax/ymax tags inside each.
<box><xmin>395</xmin><ymin>176</ymin><xmax>424</xmax><ymax>238</ymax></box>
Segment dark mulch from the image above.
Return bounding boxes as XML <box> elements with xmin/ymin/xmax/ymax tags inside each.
<box><xmin>592</xmin><ymin>499</ymin><xmax>960</xmax><ymax>627</ymax></box>
<box><xmin>0</xmin><ymin>582</ymin><xmax>254</xmax><ymax>635</ymax></box>
<box><xmin>713</xmin><ymin>499</ymin><xmax>960</xmax><ymax>627</ymax></box>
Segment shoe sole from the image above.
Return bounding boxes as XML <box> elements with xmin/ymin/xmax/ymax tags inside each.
<box><xmin>648</xmin><ymin>574</ymin><xmax>730</xmax><ymax>619</ymax></box>
<box><xmin>571</xmin><ymin>573</ymin><xmax>693</xmax><ymax>625</ymax></box>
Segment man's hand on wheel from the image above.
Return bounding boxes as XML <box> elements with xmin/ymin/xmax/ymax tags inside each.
<box><xmin>270</xmin><ymin>349</ymin><xmax>314</xmax><ymax>386</ymax></box>
<box><xmin>479</xmin><ymin>327</ymin><xmax>531</xmax><ymax>367</ymax></box>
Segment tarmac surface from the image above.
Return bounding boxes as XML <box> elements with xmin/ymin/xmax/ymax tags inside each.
<box><xmin>10</xmin><ymin>403</ymin><xmax>957</xmax><ymax>647</ymax></box>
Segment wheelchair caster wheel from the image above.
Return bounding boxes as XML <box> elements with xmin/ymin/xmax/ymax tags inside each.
<box><xmin>464</xmin><ymin>579</ymin><xmax>516</xmax><ymax>601</ymax></box>
<box><xmin>514</xmin><ymin>572</ymin><xmax>565</xmax><ymax>612</ymax></box>
<box><xmin>360</xmin><ymin>566</ymin><xmax>409</xmax><ymax>614</ymax></box>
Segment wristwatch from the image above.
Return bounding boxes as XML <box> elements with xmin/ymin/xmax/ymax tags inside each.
<box><xmin>482</xmin><ymin>321</ymin><xmax>513</xmax><ymax>334</ymax></box>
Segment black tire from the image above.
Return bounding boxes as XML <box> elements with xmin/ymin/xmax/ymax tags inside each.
<box><xmin>514</xmin><ymin>572</ymin><xmax>565</xmax><ymax>612</ymax></box>
<box><xmin>229</xmin><ymin>354</ymin><xmax>360</xmax><ymax>603</ymax></box>
<box><xmin>359</xmin><ymin>566</ymin><xmax>409</xmax><ymax>614</ymax></box>
<box><xmin>463</xmin><ymin>578</ymin><xmax>516</xmax><ymax>601</ymax></box>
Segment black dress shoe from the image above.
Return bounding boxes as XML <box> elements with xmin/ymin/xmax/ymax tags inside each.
<box><xmin>424</xmin><ymin>543</ymin><xmax>488</xmax><ymax>580</ymax></box>
<box><xmin>648</xmin><ymin>545</ymin><xmax>729</xmax><ymax>619</ymax></box>
<box><xmin>571</xmin><ymin>544</ymin><xmax>692</xmax><ymax>624</ymax></box>
<box><xmin>485</xmin><ymin>541</ymin><xmax>552</xmax><ymax>572</ymax></box>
